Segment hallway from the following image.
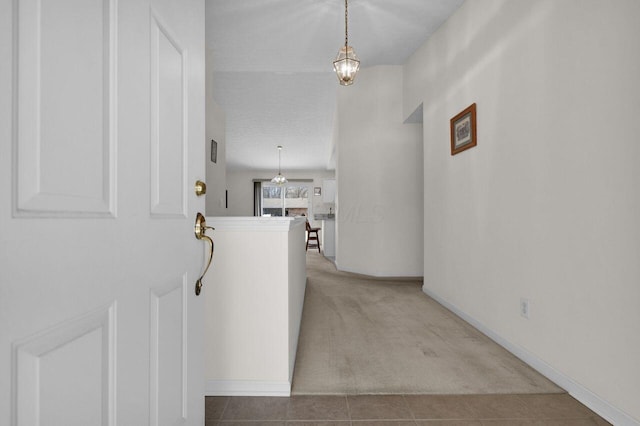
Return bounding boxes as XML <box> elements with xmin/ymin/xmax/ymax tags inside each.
<box><xmin>292</xmin><ymin>253</ymin><xmax>559</xmax><ymax>395</ymax></box>
<box><xmin>205</xmin><ymin>253</ymin><xmax>610</xmax><ymax>424</ymax></box>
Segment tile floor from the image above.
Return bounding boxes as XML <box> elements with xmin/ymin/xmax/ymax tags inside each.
<box><xmin>205</xmin><ymin>393</ymin><xmax>611</xmax><ymax>425</ymax></box>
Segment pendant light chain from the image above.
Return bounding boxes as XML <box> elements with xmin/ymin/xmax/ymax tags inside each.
<box><xmin>344</xmin><ymin>0</ymin><xmax>349</xmax><ymax>48</ymax></box>
<box><xmin>271</xmin><ymin>145</ymin><xmax>287</xmax><ymax>185</ymax></box>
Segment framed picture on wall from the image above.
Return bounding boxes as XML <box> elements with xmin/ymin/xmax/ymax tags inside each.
<box><xmin>211</xmin><ymin>140</ymin><xmax>218</xmax><ymax>163</ymax></box>
<box><xmin>450</xmin><ymin>103</ymin><xmax>477</xmax><ymax>155</ymax></box>
<box><xmin>314</xmin><ymin>187</ymin><xmax>322</xmax><ymax>196</ymax></box>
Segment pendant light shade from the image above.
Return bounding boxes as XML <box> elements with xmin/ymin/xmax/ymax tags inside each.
<box><xmin>333</xmin><ymin>46</ymin><xmax>360</xmax><ymax>86</ymax></box>
<box><xmin>333</xmin><ymin>0</ymin><xmax>359</xmax><ymax>86</ymax></box>
<box><xmin>271</xmin><ymin>145</ymin><xmax>288</xmax><ymax>185</ymax></box>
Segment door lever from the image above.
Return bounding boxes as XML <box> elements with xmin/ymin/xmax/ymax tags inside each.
<box><xmin>194</xmin><ymin>212</ymin><xmax>214</xmax><ymax>295</ymax></box>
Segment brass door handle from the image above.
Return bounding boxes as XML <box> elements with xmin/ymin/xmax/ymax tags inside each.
<box><xmin>194</xmin><ymin>212</ymin><xmax>214</xmax><ymax>295</ymax></box>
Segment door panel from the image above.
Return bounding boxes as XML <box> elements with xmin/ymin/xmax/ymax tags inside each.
<box><xmin>0</xmin><ymin>0</ymin><xmax>206</xmax><ymax>424</ymax></box>
<box><xmin>150</xmin><ymin>11</ymin><xmax>187</xmax><ymax>218</ymax></box>
<box><xmin>15</xmin><ymin>0</ymin><xmax>116</xmax><ymax>216</ymax></box>
<box><xmin>13</xmin><ymin>305</ymin><xmax>116</xmax><ymax>426</ymax></box>
<box><xmin>150</xmin><ymin>278</ymin><xmax>188</xmax><ymax>425</ymax></box>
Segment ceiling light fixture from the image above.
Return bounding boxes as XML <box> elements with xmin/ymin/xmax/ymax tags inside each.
<box><xmin>333</xmin><ymin>0</ymin><xmax>360</xmax><ymax>86</ymax></box>
<box><xmin>271</xmin><ymin>145</ymin><xmax>288</xmax><ymax>185</ymax></box>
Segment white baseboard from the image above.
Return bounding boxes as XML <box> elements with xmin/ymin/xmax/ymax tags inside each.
<box><xmin>205</xmin><ymin>380</ymin><xmax>291</xmax><ymax>397</ymax></box>
<box><xmin>422</xmin><ymin>286</ymin><xmax>639</xmax><ymax>426</ymax></box>
<box><xmin>335</xmin><ymin>263</ymin><xmax>423</xmax><ymax>280</ymax></box>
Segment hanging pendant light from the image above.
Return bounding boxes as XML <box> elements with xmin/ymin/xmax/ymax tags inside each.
<box><xmin>333</xmin><ymin>0</ymin><xmax>360</xmax><ymax>86</ymax></box>
<box><xmin>271</xmin><ymin>145</ymin><xmax>288</xmax><ymax>185</ymax></box>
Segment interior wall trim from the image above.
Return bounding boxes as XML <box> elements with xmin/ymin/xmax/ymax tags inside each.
<box><xmin>205</xmin><ymin>380</ymin><xmax>290</xmax><ymax>397</ymax></box>
<box><xmin>337</xmin><ymin>263</ymin><xmax>423</xmax><ymax>280</ymax></box>
<box><xmin>422</xmin><ymin>287</ymin><xmax>639</xmax><ymax>426</ymax></box>
<box><xmin>205</xmin><ymin>216</ymin><xmax>305</xmax><ymax>232</ymax></box>
<box><xmin>253</xmin><ymin>179</ymin><xmax>314</xmax><ymax>183</ymax></box>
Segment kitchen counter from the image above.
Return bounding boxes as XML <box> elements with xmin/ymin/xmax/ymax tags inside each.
<box><xmin>314</xmin><ymin>214</ymin><xmax>335</xmax><ymax>220</ymax></box>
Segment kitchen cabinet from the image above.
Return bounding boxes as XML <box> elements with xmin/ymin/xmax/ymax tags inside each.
<box><xmin>322</xmin><ymin>179</ymin><xmax>335</xmax><ymax>203</ymax></box>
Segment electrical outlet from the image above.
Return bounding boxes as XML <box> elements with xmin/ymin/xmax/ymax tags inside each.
<box><xmin>520</xmin><ymin>298</ymin><xmax>530</xmax><ymax>319</ymax></box>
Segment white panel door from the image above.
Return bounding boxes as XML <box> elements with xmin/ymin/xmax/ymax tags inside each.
<box><xmin>0</xmin><ymin>0</ymin><xmax>206</xmax><ymax>425</ymax></box>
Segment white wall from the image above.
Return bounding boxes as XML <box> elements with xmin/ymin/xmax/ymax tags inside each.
<box><xmin>204</xmin><ymin>217</ymin><xmax>307</xmax><ymax>396</ymax></box>
<box><xmin>226</xmin><ymin>169</ymin><xmax>335</xmax><ymax>228</ymax></box>
<box><xmin>405</xmin><ymin>0</ymin><xmax>640</xmax><ymax>423</ymax></box>
<box><xmin>336</xmin><ymin>65</ymin><xmax>423</xmax><ymax>277</ymax></box>
<box><xmin>205</xmin><ymin>48</ymin><xmax>227</xmax><ymax>216</ymax></box>
<box><xmin>288</xmin><ymin>220</ymin><xmax>307</xmax><ymax>380</ymax></box>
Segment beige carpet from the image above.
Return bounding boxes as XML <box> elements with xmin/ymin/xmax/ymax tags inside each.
<box><xmin>291</xmin><ymin>252</ymin><xmax>563</xmax><ymax>395</ymax></box>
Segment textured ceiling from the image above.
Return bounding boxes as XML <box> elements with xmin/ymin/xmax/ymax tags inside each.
<box><xmin>206</xmin><ymin>0</ymin><xmax>465</xmax><ymax>171</ymax></box>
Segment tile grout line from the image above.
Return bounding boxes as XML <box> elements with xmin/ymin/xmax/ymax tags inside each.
<box><xmin>217</xmin><ymin>396</ymin><xmax>231</xmax><ymax>422</ymax></box>
<box><xmin>513</xmin><ymin>393</ymin><xmax>536</xmax><ymax>419</ymax></box>
<box><xmin>402</xmin><ymin>394</ymin><xmax>418</xmax><ymax>423</ymax></box>
<box><xmin>344</xmin><ymin>394</ymin><xmax>352</xmax><ymax>425</ymax></box>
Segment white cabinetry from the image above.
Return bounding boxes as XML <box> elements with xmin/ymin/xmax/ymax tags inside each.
<box><xmin>322</xmin><ymin>179</ymin><xmax>336</xmax><ymax>203</ymax></box>
<box><xmin>322</xmin><ymin>219</ymin><xmax>336</xmax><ymax>257</ymax></box>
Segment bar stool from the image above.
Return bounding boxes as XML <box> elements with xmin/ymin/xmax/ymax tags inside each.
<box><xmin>306</xmin><ymin>220</ymin><xmax>321</xmax><ymax>253</ymax></box>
